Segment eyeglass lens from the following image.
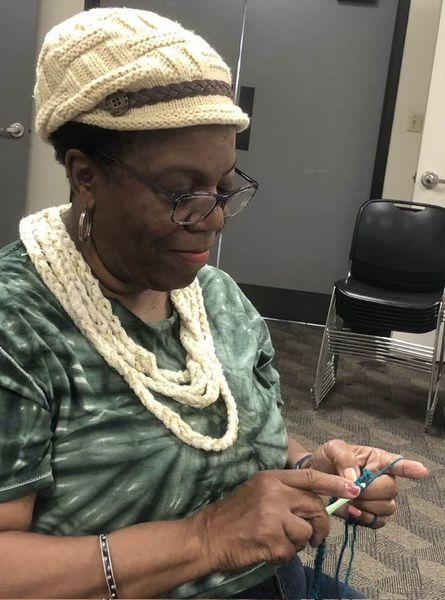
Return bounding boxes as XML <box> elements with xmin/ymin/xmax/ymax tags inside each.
<box><xmin>174</xmin><ymin>187</ymin><xmax>256</xmax><ymax>224</ymax></box>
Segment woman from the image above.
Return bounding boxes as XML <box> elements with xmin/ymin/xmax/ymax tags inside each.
<box><xmin>0</xmin><ymin>7</ymin><xmax>427</xmax><ymax>599</ymax></box>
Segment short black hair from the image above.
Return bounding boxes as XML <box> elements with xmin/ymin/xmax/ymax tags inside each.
<box><xmin>49</xmin><ymin>121</ymin><xmax>142</xmax><ymax>165</ymax></box>
<box><xmin>49</xmin><ymin>122</ymin><xmax>151</xmax><ymax>200</ymax></box>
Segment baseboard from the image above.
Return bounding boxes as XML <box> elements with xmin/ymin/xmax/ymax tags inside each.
<box><xmin>238</xmin><ymin>283</ymin><xmax>331</xmax><ymax>325</ymax></box>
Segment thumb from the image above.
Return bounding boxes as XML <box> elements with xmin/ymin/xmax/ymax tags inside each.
<box><xmin>323</xmin><ymin>440</ymin><xmax>360</xmax><ymax>482</ymax></box>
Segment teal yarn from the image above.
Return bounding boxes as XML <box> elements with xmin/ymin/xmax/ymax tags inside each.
<box><xmin>309</xmin><ymin>533</ymin><xmax>326</xmax><ymax>600</ymax></box>
<box><xmin>334</xmin><ymin>468</ymin><xmax>374</xmax><ymax>599</ymax></box>
<box><xmin>334</xmin><ymin>516</ymin><xmax>358</xmax><ymax>599</ymax></box>
<box><xmin>309</xmin><ymin>457</ymin><xmax>404</xmax><ymax>600</ymax></box>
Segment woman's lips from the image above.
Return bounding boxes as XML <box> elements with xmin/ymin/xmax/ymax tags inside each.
<box><xmin>171</xmin><ymin>250</ymin><xmax>210</xmax><ymax>264</ymax></box>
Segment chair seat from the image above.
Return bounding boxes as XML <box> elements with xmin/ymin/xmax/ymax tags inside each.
<box><xmin>336</xmin><ymin>296</ymin><xmax>439</xmax><ymax>321</ymax></box>
<box><xmin>335</xmin><ymin>277</ymin><xmax>443</xmax><ymax>310</ymax></box>
<box><xmin>334</xmin><ymin>277</ymin><xmax>443</xmax><ymax>334</ymax></box>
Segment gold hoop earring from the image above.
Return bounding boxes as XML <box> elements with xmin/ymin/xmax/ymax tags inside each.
<box><xmin>78</xmin><ymin>207</ymin><xmax>92</xmax><ymax>242</ymax></box>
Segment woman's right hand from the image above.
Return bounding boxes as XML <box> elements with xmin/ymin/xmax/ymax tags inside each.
<box><xmin>190</xmin><ymin>469</ymin><xmax>362</xmax><ymax>572</ymax></box>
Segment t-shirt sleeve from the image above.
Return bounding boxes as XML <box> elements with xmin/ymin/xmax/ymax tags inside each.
<box><xmin>232</xmin><ymin>280</ymin><xmax>284</xmax><ymax>410</ymax></box>
<box><xmin>252</xmin><ymin>318</ymin><xmax>283</xmax><ymax>409</ymax></box>
<box><xmin>0</xmin><ymin>345</ymin><xmax>53</xmax><ymax>502</ymax></box>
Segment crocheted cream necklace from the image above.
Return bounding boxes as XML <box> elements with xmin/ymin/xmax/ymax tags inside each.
<box><xmin>20</xmin><ymin>205</ymin><xmax>239</xmax><ymax>451</ymax></box>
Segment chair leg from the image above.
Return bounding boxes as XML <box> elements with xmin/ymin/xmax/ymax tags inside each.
<box><xmin>333</xmin><ymin>353</ymin><xmax>340</xmax><ymax>378</ymax></box>
<box><xmin>425</xmin><ymin>303</ymin><xmax>445</xmax><ymax>431</ymax></box>
<box><xmin>311</xmin><ymin>290</ymin><xmax>339</xmax><ymax>409</ymax></box>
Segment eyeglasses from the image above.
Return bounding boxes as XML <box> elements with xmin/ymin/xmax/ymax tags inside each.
<box><xmin>93</xmin><ymin>150</ymin><xmax>259</xmax><ymax>226</ymax></box>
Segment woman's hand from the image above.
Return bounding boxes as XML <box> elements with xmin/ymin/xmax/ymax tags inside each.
<box><xmin>304</xmin><ymin>439</ymin><xmax>428</xmax><ymax>528</ymax></box>
<box><xmin>190</xmin><ymin>468</ymin><xmax>362</xmax><ymax>572</ymax></box>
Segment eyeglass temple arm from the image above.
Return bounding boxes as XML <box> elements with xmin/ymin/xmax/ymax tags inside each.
<box><xmin>96</xmin><ymin>150</ymin><xmax>258</xmax><ymax>194</ymax></box>
<box><xmin>235</xmin><ymin>167</ymin><xmax>258</xmax><ymax>186</ymax></box>
<box><xmin>93</xmin><ymin>150</ymin><xmax>175</xmax><ymax>199</ymax></box>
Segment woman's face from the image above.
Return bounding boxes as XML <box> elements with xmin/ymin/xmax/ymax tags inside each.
<box><xmin>73</xmin><ymin>124</ymin><xmax>236</xmax><ymax>291</ymax></box>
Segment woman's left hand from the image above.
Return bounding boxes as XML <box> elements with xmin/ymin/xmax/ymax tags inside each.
<box><xmin>303</xmin><ymin>439</ymin><xmax>428</xmax><ymax>528</ymax></box>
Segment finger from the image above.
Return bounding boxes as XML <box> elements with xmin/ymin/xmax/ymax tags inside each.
<box><xmin>382</xmin><ymin>458</ymin><xmax>428</xmax><ymax>479</ymax></box>
<box><xmin>328</xmin><ymin>503</ymin><xmax>362</xmax><ymax>520</ymax></box>
<box><xmin>278</xmin><ymin>468</ymin><xmax>362</xmax><ymax>499</ymax></box>
<box><xmin>347</xmin><ymin>504</ymin><xmax>363</xmax><ymax>519</ymax></box>
<box><xmin>353</xmin><ymin>512</ymin><xmax>389</xmax><ymax>529</ymax></box>
<box><xmin>283</xmin><ymin>488</ymin><xmax>326</xmax><ymax>519</ymax></box>
<box><xmin>351</xmin><ymin>499</ymin><xmax>396</xmax><ymax>517</ymax></box>
<box><xmin>309</xmin><ymin>512</ymin><xmax>330</xmax><ymax>548</ymax></box>
<box><xmin>283</xmin><ymin>514</ymin><xmax>314</xmax><ymax>552</ymax></box>
<box><xmin>322</xmin><ymin>440</ymin><xmax>361</xmax><ymax>482</ymax></box>
<box><xmin>362</xmin><ymin>450</ymin><xmax>428</xmax><ymax>480</ymax></box>
<box><xmin>358</xmin><ymin>474</ymin><xmax>397</xmax><ymax>500</ymax></box>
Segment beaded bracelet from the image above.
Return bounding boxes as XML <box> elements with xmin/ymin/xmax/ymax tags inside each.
<box><xmin>99</xmin><ymin>533</ymin><xmax>119</xmax><ymax>599</ymax></box>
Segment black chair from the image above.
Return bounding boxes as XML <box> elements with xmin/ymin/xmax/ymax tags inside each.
<box><xmin>312</xmin><ymin>199</ymin><xmax>445</xmax><ymax>430</ymax></box>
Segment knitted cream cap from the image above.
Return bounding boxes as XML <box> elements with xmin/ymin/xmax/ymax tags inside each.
<box><xmin>34</xmin><ymin>7</ymin><xmax>250</xmax><ymax>139</ymax></box>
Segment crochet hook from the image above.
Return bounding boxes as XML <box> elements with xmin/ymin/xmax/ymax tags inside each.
<box><xmin>326</xmin><ymin>457</ymin><xmax>404</xmax><ymax>516</ymax></box>
<box><xmin>325</xmin><ymin>483</ymin><xmax>366</xmax><ymax>516</ymax></box>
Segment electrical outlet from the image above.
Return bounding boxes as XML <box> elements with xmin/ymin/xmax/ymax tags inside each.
<box><xmin>407</xmin><ymin>112</ymin><xmax>424</xmax><ymax>133</ymax></box>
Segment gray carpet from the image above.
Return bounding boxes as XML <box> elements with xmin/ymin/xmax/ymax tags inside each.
<box><xmin>267</xmin><ymin>319</ymin><xmax>445</xmax><ymax>600</ymax></box>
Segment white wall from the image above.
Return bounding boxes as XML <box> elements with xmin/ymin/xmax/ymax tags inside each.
<box><xmin>382</xmin><ymin>0</ymin><xmax>442</xmax><ymax>201</ymax></box>
<box><xmin>393</xmin><ymin>0</ymin><xmax>445</xmax><ymax>349</ymax></box>
<box><xmin>413</xmin><ymin>0</ymin><xmax>445</xmax><ymax>206</ymax></box>
<box><xmin>25</xmin><ymin>0</ymin><xmax>84</xmax><ymax>215</ymax></box>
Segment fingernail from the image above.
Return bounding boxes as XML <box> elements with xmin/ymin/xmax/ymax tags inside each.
<box><xmin>345</xmin><ymin>468</ymin><xmax>359</xmax><ymax>482</ymax></box>
<box><xmin>414</xmin><ymin>461</ymin><xmax>428</xmax><ymax>472</ymax></box>
<box><xmin>346</xmin><ymin>482</ymin><xmax>361</xmax><ymax>496</ymax></box>
<box><xmin>347</xmin><ymin>505</ymin><xmax>362</xmax><ymax>518</ymax></box>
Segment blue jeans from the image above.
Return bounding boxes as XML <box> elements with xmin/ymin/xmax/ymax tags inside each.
<box><xmin>228</xmin><ymin>555</ymin><xmax>366</xmax><ymax>599</ymax></box>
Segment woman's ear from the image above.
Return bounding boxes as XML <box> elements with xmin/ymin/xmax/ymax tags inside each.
<box><xmin>64</xmin><ymin>149</ymin><xmax>96</xmax><ymax>201</ymax></box>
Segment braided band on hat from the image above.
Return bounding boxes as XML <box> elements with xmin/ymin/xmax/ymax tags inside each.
<box><xmin>98</xmin><ymin>79</ymin><xmax>233</xmax><ymax>116</ymax></box>
<box><xmin>34</xmin><ymin>7</ymin><xmax>250</xmax><ymax>139</ymax></box>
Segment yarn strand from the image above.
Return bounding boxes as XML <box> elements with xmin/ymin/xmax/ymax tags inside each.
<box><xmin>309</xmin><ymin>456</ymin><xmax>404</xmax><ymax>599</ymax></box>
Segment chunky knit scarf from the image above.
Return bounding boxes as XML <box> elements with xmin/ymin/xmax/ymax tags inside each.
<box><xmin>20</xmin><ymin>205</ymin><xmax>239</xmax><ymax>452</ymax></box>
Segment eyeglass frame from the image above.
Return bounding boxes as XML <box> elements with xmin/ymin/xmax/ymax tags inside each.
<box><xmin>91</xmin><ymin>149</ymin><xmax>259</xmax><ymax>225</ymax></box>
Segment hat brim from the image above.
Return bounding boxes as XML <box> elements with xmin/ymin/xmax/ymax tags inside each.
<box><xmin>73</xmin><ymin>95</ymin><xmax>250</xmax><ymax>134</ymax></box>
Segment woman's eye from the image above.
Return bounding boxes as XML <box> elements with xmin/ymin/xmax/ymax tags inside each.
<box><xmin>172</xmin><ymin>188</ymin><xmax>193</xmax><ymax>194</ymax></box>
<box><xmin>159</xmin><ymin>177</ymin><xmax>193</xmax><ymax>193</ymax></box>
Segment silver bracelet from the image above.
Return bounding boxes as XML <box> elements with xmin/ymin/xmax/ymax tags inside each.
<box><xmin>99</xmin><ymin>533</ymin><xmax>119</xmax><ymax>599</ymax></box>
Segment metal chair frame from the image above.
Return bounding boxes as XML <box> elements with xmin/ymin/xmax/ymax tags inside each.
<box><xmin>311</xmin><ymin>282</ymin><xmax>445</xmax><ymax>431</ymax></box>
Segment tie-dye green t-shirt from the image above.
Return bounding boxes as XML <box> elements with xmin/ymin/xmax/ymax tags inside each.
<box><xmin>0</xmin><ymin>240</ymin><xmax>288</xmax><ymax>598</ymax></box>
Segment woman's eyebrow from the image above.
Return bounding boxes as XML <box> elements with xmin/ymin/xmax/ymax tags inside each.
<box><xmin>156</xmin><ymin>161</ymin><xmax>237</xmax><ymax>178</ymax></box>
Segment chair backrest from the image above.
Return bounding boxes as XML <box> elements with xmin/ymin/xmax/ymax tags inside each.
<box><xmin>350</xmin><ymin>199</ymin><xmax>445</xmax><ymax>292</ymax></box>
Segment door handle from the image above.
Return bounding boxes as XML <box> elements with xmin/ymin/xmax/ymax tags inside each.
<box><xmin>0</xmin><ymin>122</ymin><xmax>25</xmax><ymax>139</ymax></box>
<box><xmin>421</xmin><ymin>170</ymin><xmax>445</xmax><ymax>189</ymax></box>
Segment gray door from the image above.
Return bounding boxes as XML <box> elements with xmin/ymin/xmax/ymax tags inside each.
<box><xmin>0</xmin><ymin>0</ymin><xmax>38</xmax><ymax>245</ymax></box>
<box><xmin>220</xmin><ymin>0</ymin><xmax>398</xmax><ymax>297</ymax></box>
